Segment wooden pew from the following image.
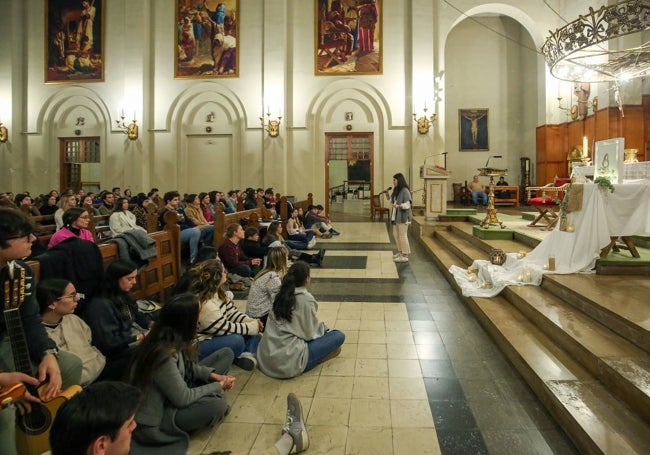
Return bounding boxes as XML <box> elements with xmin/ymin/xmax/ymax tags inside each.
<box><xmin>493</xmin><ymin>186</ymin><xmax>520</xmax><ymax>207</ymax></box>
<box><xmin>87</xmin><ymin>214</ymin><xmax>112</xmax><ymax>243</ymax></box>
<box><xmin>278</xmin><ymin>193</ymin><xmax>314</xmax><ymax>220</ymax></box>
<box><xmin>30</xmin><ymin>214</ymin><xmax>57</xmax><ymax>247</ymax></box>
<box><xmin>26</xmin><ymin>224</ymin><xmax>181</xmax><ymax>303</ymax></box>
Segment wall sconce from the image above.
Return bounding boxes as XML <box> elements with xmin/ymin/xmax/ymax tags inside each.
<box><xmin>260</xmin><ymin>112</ymin><xmax>282</xmax><ymax>138</ymax></box>
<box><xmin>412</xmin><ymin>107</ymin><xmax>436</xmax><ymax>135</ymax></box>
<box><xmin>116</xmin><ymin>112</ymin><xmax>138</xmax><ymax>140</ymax></box>
<box><xmin>0</xmin><ymin>121</ymin><xmax>7</xmax><ymax>143</ymax></box>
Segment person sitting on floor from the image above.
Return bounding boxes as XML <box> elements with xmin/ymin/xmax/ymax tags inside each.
<box><xmin>286</xmin><ymin>207</ymin><xmax>316</xmax><ymax>248</ymax></box>
<box><xmin>48</xmin><ymin>207</ymin><xmax>94</xmax><ymax>248</ymax></box>
<box><xmin>49</xmin><ymin>381</ymin><xmax>142</xmax><ymax>455</ymax></box>
<box><xmin>127</xmin><ymin>293</ymin><xmax>235</xmax><ymax>453</ymax></box>
<box><xmin>83</xmin><ymin>259</ymin><xmax>152</xmax><ymax>381</ymax></box>
<box><xmin>304</xmin><ymin>204</ymin><xmax>340</xmax><ymax>236</ymax></box>
<box><xmin>468</xmin><ymin>175</ymin><xmax>488</xmax><ymax>206</ymax></box>
<box><xmin>262</xmin><ymin>221</ymin><xmax>325</xmax><ymax>267</ymax></box>
<box><xmin>188</xmin><ymin>259</ymin><xmax>262</xmax><ymax>371</ymax></box>
<box><xmin>246</xmin><ymin>246</ymin><xmax>288</xmax><ymax>326</ymax></box>
<box><xmin>217</xmin><ymin>223</ymin><xmax>262</xmax><ymax>278</ymax></box>
<box><xmin>257</xmin><ymin>261</ymin><xmax>345</xmax><ymax>379</ymax></box>
<box><xmin>37</xmin><ymin>279</ymin><xmax>106</xmax><ymax>386</ymax></box>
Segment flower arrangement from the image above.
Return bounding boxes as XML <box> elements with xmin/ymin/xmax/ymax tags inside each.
<box><xmin>593</xmin><ymin>176</ymin><xmax>615</xmax><ymax>193</ymax></box>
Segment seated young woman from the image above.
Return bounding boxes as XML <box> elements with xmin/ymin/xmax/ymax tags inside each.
<box><xmin>188</xmin><ymin>259</ymin><xmax>263</xmax><ymax>370</ymax></box>
<box><xmin>83</xmin><ymin>259</ymin><xmax>152</xmax><ymax>380</ymax></box>
<box><xmin>286</xmin><ymin>207</ymin><xmax>316</xmax><ymax>248</ymax></box>
<box><xmin>262</xmin><ymin>221</ymin><xmax>325</xmax><ymax>267</ymax></box>
<box><xmin>48</xmin><ymin>207</ymin><xmax>94</xmax><ymax>248</ymax></box>
<box><xmin>37</xmin><ymin>279</ymin><xmax>106</xmax><ymax>386</ymax></box>
<box><xmin>128</xmin><ymin>292</ymin><xmax>235</xmax><ymax>453</ymax></box>
<box><xmin>109</xmin><ymin>197</ymin><xmax>147</xmax><ymax>236</ymax></box>
<box><xmin>257</xmin><ymin>261</ymin><xmax>345</xmax><ymax>379</ymax></box>
<box><xmin>246</xmin><ymin>246</ymin><xmax>288</xmax><ymax>326</ymax></box>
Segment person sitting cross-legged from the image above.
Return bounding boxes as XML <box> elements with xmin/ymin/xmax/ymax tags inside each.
<box><xmin>217</xmin><ymin>223</ymin><xmax>262</xmax><ymax>279</ymax></box>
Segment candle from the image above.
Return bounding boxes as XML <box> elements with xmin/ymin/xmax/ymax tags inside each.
<box><xmin>525</xmin><ymin>159</ymin><xmax>529</xmax><ymax>171</ymax></box>
<box><xmin>582</xmin><ymin>136</ymin><xmax>588</xmax><ymax>157</ymax></box>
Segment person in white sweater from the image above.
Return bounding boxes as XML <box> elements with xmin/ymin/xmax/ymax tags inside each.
<box><xmin>109</xmin><ymin>197</ymin><xmax>146</xmax><ymax>236</ymax></box>
<box><xmin>37</xmin><ymin>279</ymin><xmax>106</xmax><ymax>386</ymax></box>
<box><xmin>246</xmin><ymin>246</ymin><xmax>288</xmax><ymax>326</ymax></box>
<box><xmin>188</xmin><ymin>259</ymin><xmax>263</xmax><ymax>370</ymax></box>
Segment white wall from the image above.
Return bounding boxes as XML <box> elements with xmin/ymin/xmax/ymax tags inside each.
<box><xmin>0</xmin><ymin>0</ymin><xmax>624</xmax><ymax>204</ymax></box>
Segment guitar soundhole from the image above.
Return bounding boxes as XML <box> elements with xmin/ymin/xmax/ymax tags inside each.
<box><xmin>16</xmin><ymin>404</ymin><xmax>51</xmax><ymax>435</ymax></box>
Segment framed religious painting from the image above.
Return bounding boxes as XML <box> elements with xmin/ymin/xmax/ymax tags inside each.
<box><xmin>459</xmin><ymin>108</ymin><xmax>489</xmax><ymax>151</ymax></box>
<box><xmin>175</xmin><ymin>0</ymin><xmax>239</xmax><ymax>78</ymax></box>
<box><xmin>315</xmin><ymin>0</ymin><xmax>382</xmax><ymax>75</ymax></box>
<box><xmin>46</xmin><ymin>0</ymin><xmax>104</xmax><ymax>83</ymax></box>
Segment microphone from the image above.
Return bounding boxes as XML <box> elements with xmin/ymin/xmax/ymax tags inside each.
<box><xmin>484</xmin><ymin>155</ymin><xmax>502</xmax><ymax>168</ymax></box>
<box><xmin>382</xmin><ymin>186</ymin><xmax>392</xmax><ymax>194</ymax></box>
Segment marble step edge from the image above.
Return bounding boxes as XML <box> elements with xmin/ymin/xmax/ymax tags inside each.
<box><xmin>503</xmin><ymin>285</ymin><xmax>650</xmax><ymax>420</ymax></box>
<box><xmin>419</xmin><ymin>235</ymin><xmax>650</xmax><ymax>454</ymax></box>
<box><xmin>441</xmin><ymin>224</ymin><xmax>649</xmax><ymax>353</ymax></box>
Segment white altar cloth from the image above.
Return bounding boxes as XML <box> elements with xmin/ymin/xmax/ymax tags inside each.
<box><xmin>525</xmin><ymin>182</ymin><xmax>650</xmax><ymax>274</ymax></box>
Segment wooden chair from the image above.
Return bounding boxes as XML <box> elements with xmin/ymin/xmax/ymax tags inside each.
<box><xmin>525</xmin><ymin>178</ymin><xmax>571</xmax><ymax>230</ymax></box>
<box><xmin>370</xmin><ymin>194</ymin><xmax>390</xmax><ymax>221</ymax></box>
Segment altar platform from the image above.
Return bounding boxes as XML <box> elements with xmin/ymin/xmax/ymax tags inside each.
<box><xmin>412</xmin><ymin>214</ymin><xmax>650</xmax><ymax>454</ymax></box>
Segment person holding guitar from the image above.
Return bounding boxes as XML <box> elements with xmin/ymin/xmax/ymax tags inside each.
<box><xmin>0</xmin><ymin>209</ymin><xmax>83</xmax><ymax>455</ymax></box>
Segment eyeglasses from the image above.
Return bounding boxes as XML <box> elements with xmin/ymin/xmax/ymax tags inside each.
<box><xmin>57</xmin><ymin>292</ymin><xmax>84</xmax><ymax>301</ymax></box>
<box><xmin>5</xmin><ymin>232</ymin><xmax>35</xmax><ymax>241</ymax></box>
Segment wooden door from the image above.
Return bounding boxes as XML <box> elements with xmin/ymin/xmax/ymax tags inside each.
<box><xmin>325</xmin><ymin>133</ymin><xmax>373</xmax><ymax>214</ymax></box>
<box><xmin>59</xmin><ymin>137</ymin><xmax>100</xmax><ymax>192</ymax></box>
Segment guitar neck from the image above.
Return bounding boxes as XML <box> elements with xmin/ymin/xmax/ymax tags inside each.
<box><xmin>3</xmin><ymin>264</ymin><xmax>35</xmax><ymax>377</ymax></box>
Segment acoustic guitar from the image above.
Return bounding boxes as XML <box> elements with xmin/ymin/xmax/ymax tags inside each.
<box><xmin>3</xmin><ymin>262</ymin><xmax>82</xmax><ymax>455</ymax></box>
<box><xmin>0</xmin><ymin>382</ymin><xmax>26</xmax><ymax>409</ymax></box>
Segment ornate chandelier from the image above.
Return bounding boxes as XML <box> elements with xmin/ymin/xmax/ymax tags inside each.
<box><xmin>542</xmin><ymin>0</ymin><xmax>650</xmax><ymax>82</ymax></box>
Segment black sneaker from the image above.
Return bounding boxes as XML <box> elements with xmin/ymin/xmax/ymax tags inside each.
<box><xmin>234</xmin><ymin>353</ymin><xmax>257</xmax><ymax>371</ymax></box>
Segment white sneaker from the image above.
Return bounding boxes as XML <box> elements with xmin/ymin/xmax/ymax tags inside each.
<box><xmin>394</xmin><ymin>256</ymin><xmax>409</xmax><ymax>263</ymax></box>
<box><xmin>393</xmin><ymin>253</ymin><xmax>402</xmax><ymax>259</ymax></box>
<box><xmin>307</xmin><ymin>238</ymin><xmax>317</xmax><ymax>249</ymax></box>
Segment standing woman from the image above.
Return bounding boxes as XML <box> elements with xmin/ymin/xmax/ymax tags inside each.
<box><xmin>387</xmin><ymin>172</ymin><xmax>412</xmax><ymax>263</ymax></box>
<box><xmin>257</xmin><ymin>261</ymin><xmax>345</xmax><ymax>379</ymax></box>
<box><xmin>128</xmin><ymin>292</ymin><xmax>235</xmax><ymax>453</ymax></box>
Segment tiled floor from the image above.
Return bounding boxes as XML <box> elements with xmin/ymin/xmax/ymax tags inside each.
<box><xmin>188</xmin><ymin>217</ymin><xmax>578</xmax><ymax>455</ymax></box>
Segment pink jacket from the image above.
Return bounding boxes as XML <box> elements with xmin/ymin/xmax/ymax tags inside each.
<box><xmin>48</xmin><ymin>227</ymin><xmax>94</xmax><ymax>248</ymax></box>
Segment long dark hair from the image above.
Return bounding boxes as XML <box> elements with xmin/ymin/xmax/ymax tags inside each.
<box><xmin>98</xmin><ymin>259</ymin><xmax>139</xmax><ymax>320</ymax></box>
<box><xmin>391</xmin><ymin>172</ymin><xmax>409</xmax><ymax>200</ymax></box>
<box><xmin>272</xmin><ymin>261</ymin><xmax>310</xmax><ymax>323</ymax></box>
<box><xmin>263</xmin><ymin>220</ymin><xmax>282</xmax><ymax>245</ymax></box>
<box><xmin>129</xmin><ymin>293</ymin><xmax>200</xmax><ymax>389</ymax></box>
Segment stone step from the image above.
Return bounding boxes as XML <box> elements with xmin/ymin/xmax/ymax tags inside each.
<box><xmin>420</xmin><ymin>233</ymin><xmax>650</xmax><ymax>454</ymax></box>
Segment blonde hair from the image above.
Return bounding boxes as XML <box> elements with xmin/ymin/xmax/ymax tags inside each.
<box><xmin>254</xmin><ymin>246</ymin><xmax>288</xmax><ymax>281</ymax></box>
<box><xmin>189</xmin><ymin>259</ymin><xmax>227</xmax><ymax>305</ymax></box>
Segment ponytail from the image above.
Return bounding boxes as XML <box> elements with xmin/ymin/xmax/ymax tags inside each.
<box><xmin>272</xmin><ymin>261</ymin><xmax>310</xmax><ymax>322</ymax></box>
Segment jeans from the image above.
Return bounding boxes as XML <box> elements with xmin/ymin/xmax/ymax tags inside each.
<box><xmin>304</xmin><ymin>329</ymin><xmax>345</xmax><ymax>372</ymax></box>
<box><xmin>472</xmin><ymin>191</ymin><xmax>487</xmax><ymax>205</ymax></box>
<box><xmin>199</xmin><ymin>224</ymin><xmax>214</xmax><ymax>245</ymax></box>
<box><xmin>288</xmin><ymin>230</ymin><xmax>315</xmax><ymax>244</ymax></box>
<box><xmin>181</xmin><ymin>227</ymin><xmax>201</xmax><ymax>261</ymax></box>
<box><xmin>198</xmin><ymin>333</ymin><xmax>261</xmax><ymax>361</ymax></box>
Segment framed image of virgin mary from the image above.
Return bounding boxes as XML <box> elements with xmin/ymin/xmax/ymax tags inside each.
<box><xmin>46</xmin><ymin>0</ymin><xmax>104</xmax><ymax>83</ymax></box>
<box><xmin>315</xmin><ymin>0</ymin><xmax>382</xmax><ymax>75</ymax></box>
<box><xmin>175</xmin><ymin>0</ymin><xmax>240</xmax><ymax>78</ymax></box>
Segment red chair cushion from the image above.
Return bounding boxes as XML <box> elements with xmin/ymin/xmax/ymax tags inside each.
<box><xmin>554</xmin><ymin>178</ymin><xmax>571</xmax><ymax>187</ymax></box>
<box><xmin>527</xmin><ymin>197</ymin><xmax>557</xmax><ymax>206</ymax></box>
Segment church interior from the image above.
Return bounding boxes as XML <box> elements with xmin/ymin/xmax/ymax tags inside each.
<box><xmin>1</xmin><ymin>0</ymin><xmax>649</xmax><ymax>454</ymax></box>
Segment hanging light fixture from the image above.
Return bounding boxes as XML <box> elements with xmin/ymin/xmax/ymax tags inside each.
<box><xmin>541</xmin><ymin>0</ymin><xmax>650</xmax><ymax>83</ymax></box>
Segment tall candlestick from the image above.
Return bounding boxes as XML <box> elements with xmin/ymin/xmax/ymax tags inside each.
<box><xmin>582</xmin><ymin>136</ymin><xmax>588</xmax><ymax>157</ymax></box>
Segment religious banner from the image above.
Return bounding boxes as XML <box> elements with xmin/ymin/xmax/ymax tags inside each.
<box><xmin>46</xmin><ymin>0</ymin><xmax>104</xmax><ymax>83</ymax></box>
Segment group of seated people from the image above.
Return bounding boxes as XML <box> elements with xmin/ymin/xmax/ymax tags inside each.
<box><xmin>0</xmin><ymin>190</ymin><xmax>345</xmax><ymax>454</ymax></box>
<box><xmin>467</xmin><ymin>175</ymin><xmax>512</xmax><ymax>207</ymax></box>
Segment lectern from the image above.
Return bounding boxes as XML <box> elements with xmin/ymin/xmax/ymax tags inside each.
<box><xmin>421</xmin><ymin>165</ymin><xmax>450</xmax><ymax>220</ymax></box>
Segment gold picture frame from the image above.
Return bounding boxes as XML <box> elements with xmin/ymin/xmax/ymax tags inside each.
<box><xmin>175</xmin><ymin>0</ymin><xmax>239</xmax><ymax>79</ymax></box>
<box><xmin>46</xmin><ymin>0</ymin><xmax>105</xmax><ymax>83</ymax></box>
<box><xmin>315</xmin><ymin>0</ymin><xmax>382</xmax><ymax>75</ymax></box>
<box><xmin>459</xmin><ymin>108</ymin><xmax>489</xmax><ymax>151</ymax></box>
